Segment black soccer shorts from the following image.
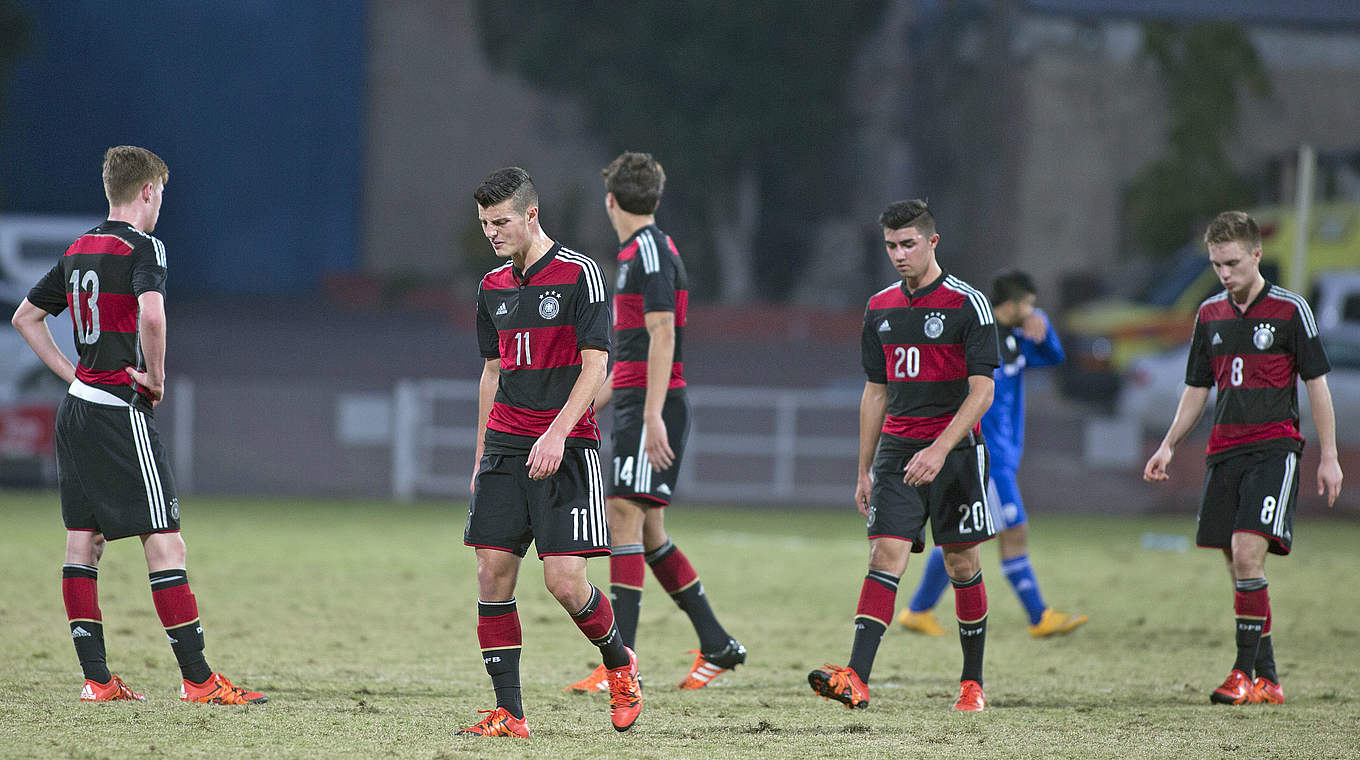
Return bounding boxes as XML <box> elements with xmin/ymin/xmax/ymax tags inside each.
<box><xmin>607</xmin><ymin>388</ymin><xmax>690</xmax><ymax>506</ymax></box>
<box><xmin>867</xmin><ymin>441</ymin><xmax>996</xmax><ymax>551</ymax></box>
<box><xmin>1197</xmin><ymin>448</ymin><xmax>1299</xmax><ymax>555</ymax></box>
<box><xmin>56</xmin><ymin>393</ymin><xmax>180</xmax><ymax>540</ymax></box>
<box><xmin>465</xmin><ymin>447</ymin><xmax>610</xmax><ymax>558</ymax></box>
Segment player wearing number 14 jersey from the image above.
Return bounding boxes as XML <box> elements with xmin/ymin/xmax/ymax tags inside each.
<box><xmin>808</xmin><ymin>199</ymin><xmax>1000</xmax><ymax>713</ymax></box>
<box><xmin>1145</xmin><ymin>210</ymin><xmax>1341</xmax><ymax>706</ymax></box>
<box><xmin>11</xmin><ymin>145</ymin><xmax>265</xmax><ymax>706</ymax></box>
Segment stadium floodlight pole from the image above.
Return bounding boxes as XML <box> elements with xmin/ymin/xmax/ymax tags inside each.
<box><xmin>1291</xmin><ymin>143</ymin><xmax>1314</xmax><ymax>294</ymax></box>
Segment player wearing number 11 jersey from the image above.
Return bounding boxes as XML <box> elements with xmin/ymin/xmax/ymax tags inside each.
<box><xmin>808</xmin><ymin>199</ymin><xmax>1000</xmax><ymax>713</ymax></box>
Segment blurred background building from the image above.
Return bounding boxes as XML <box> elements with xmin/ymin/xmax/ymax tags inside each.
<box><xmin>0</xmin><ymin>0</ymin><xmax>1357</xmax><ymax>513</ymax></box>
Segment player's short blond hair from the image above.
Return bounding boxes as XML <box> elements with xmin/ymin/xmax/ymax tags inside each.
<box><xmin>102</xmin><ymin>146</ymin><xmax>168</xmax><ymax>206</ymax></box>
<box><xmin>1204</xmin><ymin>210</ymin><xmax>1261</xmax><ymax>252</ymax></box>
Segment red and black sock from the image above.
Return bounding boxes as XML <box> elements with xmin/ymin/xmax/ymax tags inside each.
<box><xmin>609</xmin><ymin>544</ymin><xmax>646</xmax><ymax>649</ymax></box>
<box><xmin>477</xmin><ymin>598</ymin><xmax>523</xmax><ymax>719</ymax></box>
<box><xmin>62</xmin><ymin>563</ymin><xmax>110</xmax><ymax>683</ymax></box>
<box><xmin>571</xmin><ymin>585</ymin><xmax>630</xmax><ymax>669</ymax></box>
<box><xmin>953</xmin><ymin>571</ymin><xmax>988</xmax><ymax>685</ymax></box>
<box><xmin>149</xmin><ymin>569</ymin><xmax>212</xmax><ymax>684</ymax></box>
<box><xmin>1255</xmin><ymin>608</ymin><xmax>1277</xmax><ymax>683</ymax></box>
<box><xmin>847</xmin><ymin>570</ymin><xmax>898</xmax><ymax>683</ymax></box>
<box><xmin>1233</xmin><ymin>577</ymin><xmax>1269</xmax><ymax>678</ymax></box>
<box><xmin>646</xmin><ymin>540</ymin><xmax>730</xmax><ymax>653</ymax></box>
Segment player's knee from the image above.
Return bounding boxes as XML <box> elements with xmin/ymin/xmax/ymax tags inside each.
<box><xmin>543</xmin><ymin>573</ymin><xmax>586</xmax><ymax>608</ymax></box>
<box><xmin>941</xmin><ymin>548</ymin><xmax>981</xmax><ymax>580</ymax></box>
<box><xmin>867</xmin><ymin>540</ymin><xmax>909</xmax><ymax>575</ymax></box>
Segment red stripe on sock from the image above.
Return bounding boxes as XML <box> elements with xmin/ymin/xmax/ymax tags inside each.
<box><xmin>62</xmin><ymin>577</ymin><xmax>101</xmax><ymax>621</ymax></box>
<box><xmin>954</xmin><ymin>579</ymin><xmax>988</xmax><ymax>622</ymax></box>
<box><xmin>477</xmin><ymin>611</ymin><xmax>522</xmax><ymax>649</ymax></box>
<box><xmin>611</xmin><ymin>553</ymin><xmax>646</xmax><ymax>588</ymax></box>
<box><xmin>1234</xmin><ymin>587</ymin><xmax>1269</xmax><ymax>619</ymax></box>
<box><xmin>574</xmin><ymin>594</ymin><xmax>616</xmax><ymax>641</ymax></box>
<box><xmin>651</xmin><ymin>548</ymin><xmax>698</xmax><ymax>593</ymax></box>
<box><xmin>855</xmin><ymin>577</ymin><xmax>896</xmax><ymax>624</ymax></box>
<box><xmin>151</xmin><ymin>584</ymin><xmax>199</xmax><ymax>628</ymax></box>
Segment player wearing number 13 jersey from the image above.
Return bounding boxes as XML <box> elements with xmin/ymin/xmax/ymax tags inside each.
<box><xmin>462</xmin><ymin>167</ymin><xmax>640</xmax><ymax>737</ymax></box>
<box><xmin>1144</xmin><ymin>210</ymin><xmax>1341</xmax><ymax>706</ymax></box>
<box><xmin>11</xmin><ymin>145</ymin><xmax>266</xmax><ymax>707</ymax></box>
<box><xmin>808</xmin><ymin>199</ymin><xmax>1000</xmax><ymax>714</ymax></box>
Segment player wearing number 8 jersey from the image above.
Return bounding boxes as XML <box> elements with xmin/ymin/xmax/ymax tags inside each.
<box><xmin>808</xmin><ymin>199</ymin><xmax>1000</xmax><ymax>713</ymax></box>
<box><xmin>462</xmin><ymin>167</ymin><xmax>640</xmax><ymax>737</ymax></box>
<box><xmin>1144</xmin><ymin>210</ymin><xmax>1342</xmax><ymax>706</ymax></box>
<box><xmin>11</xmin><ymin>145</ymin><xmax>265</xmax><ymax>706</ymax></box>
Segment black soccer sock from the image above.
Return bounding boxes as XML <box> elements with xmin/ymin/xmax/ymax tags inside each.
<box><xmin>610</xmin><ymin>544</ymin><xmax>646</xmax><ymax>649</ymax></box>
<box><xmin>1233</xmin><ymin>577</ymin><xmax>1269</xmax><ymax>678</ymax></box>
<box><xmin>646</xmin><ymin>540</ymin><xmax>731</xmax><ymax>653</ymax></box>
<box><xmin>1255</xmin><ymin>634</ymin><xmax>1277</xmax><ymax>683</ymax></box>
<box><xmin>953</xmin><ymin>571</ymin><xmax>988</xmax><ymax>685</ymax></box>
<box><xmin>62</xmin><ymin>564</ymin><xmax>110</xmax><ymax>683</ymax></box>
<box><xmin>847</xmin><ymin>570</ymin><xmax>899</xmax><ymax>683</ymax></box>
<box><xmin>477</xmin><ymin>599</ymin><xmax>523</xmax><ymax>719</ymax></box>
<box><xmin>571</xmin><ymin>586</ymin><xmax>630</xmax><ymax>669</ymax></box>
<box><xmin>149</xmin><ymin>569</ymin><xmax>212</xmax><ymax>684</ymax></box>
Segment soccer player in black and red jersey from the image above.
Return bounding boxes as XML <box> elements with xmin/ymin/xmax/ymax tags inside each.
<box><xmin>1144</xmin><ymin>210</ymin><xmax>1342</xmax><ymax>706</ymax></box>
<box><xmin>460</xmin><ymin>167</ymin><xmax>640</xmax><ymax>737</ymax></box>
<box><xmin>565</xmin><ymin>152</ymin><xmax>745</xmax><ymax>695</ymax></box>
<box><xmin>809</xmin><ymin>199</ymin><xmax>1000</xmax><ymax>712</ymax></box>
<box><xmin>10</xmin><ymin>146</ymin><xmax>266</xmax><ymax>705</ymax></box>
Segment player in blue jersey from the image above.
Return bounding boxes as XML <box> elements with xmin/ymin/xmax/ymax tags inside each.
<box><xmin>898</xmin><ymin>271</ymin><xmax>1088</xmax><ymax>638</ymax></box>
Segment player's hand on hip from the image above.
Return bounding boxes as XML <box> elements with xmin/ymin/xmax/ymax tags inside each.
<box><xmin>527</xmin><ymin>430</ymin><xmax>566</xmax><ymax>480</ymax></box>
<box><xmin>1318</xmin><ymin>456</ymin><xmax>1343</xmax><ymax>507</ymax></box>
<box><xmin>644</xmin><ymin>417</ymin><xmax>675</xmax><ymax>471</ymax></box>
<box><xmin>855</xmin><ymin>471</ymin><xmax>873</xmax><ymax>517</ymax></box>
<box><xmin>124</xmin><ymin>367</ymin><xmax>163</xmax><ymax>406</ymax></box>
<box><xmin>1143</xmin><ymin>446</ymin><xmax>1173</xmax><ymax>482</ymax></box>
<box><xmin>903</xmin><ymin>444</ymin><xmax>946</xmax><ymax>487</ymax></box>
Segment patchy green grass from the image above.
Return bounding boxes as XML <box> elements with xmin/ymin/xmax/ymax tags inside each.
<box><xmin>1</xmin><ymin>492</ymin><xmax>1357</xmax><ymax>758</ymax></box>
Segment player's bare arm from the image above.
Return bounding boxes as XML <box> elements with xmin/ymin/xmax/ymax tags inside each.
<box><xmin>642</xmin><ymin>310</ymin><xmax>677</xmax><ymax>470</ymax></box>
<box><xmin>1303</xmin><ymin>374</ymin><xmax>1343</xmax><ymax>507</ymax></box>
<box><xmin>593</xmin><ymin>368</ymin><xmax>614</xmax><ymax>411</ymax></box>
<box><xmin>471</xmin><ymin>358</ymin><xmax>499</xmax><ymax>494</ymax></box>
<box><xmin>124</xmin><ymin>291</ymin><xmax>166</xmax><ymax>404</ymax></box>
<box><xmin>11</xmin><ymin>298</ymin><xmax>76</xmax><ymax>385</ymax></box>
<box><xmin>1143</xmin><ymin>384</ymin><xmax>1211</xmax><ymax>482</ymax></box>
<box><xmin>855</xmin><ymin>380</ymin><xmax>888</xmax><ymax>516</ymax></box>
<box><xmin>1020</xmin><ymin>311</ymin><xmax>1048</xmax><ymax>342</ymax></box>
<box><xmin>527</xmin><ymin>347</ymin><xmax>608</xmax><ymax>480</ymax></box>
<box><xmin>905</xmin><ymin>374</ymin><xmax>993</xmax><ymax>488</ymax></box>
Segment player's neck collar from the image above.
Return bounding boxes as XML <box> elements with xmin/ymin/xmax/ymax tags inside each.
<box><xmin>902</xmin><ymin>268</ymin><xmax>946</xmax><ymax>298</ymax></box>
<box><xmin>515</xmin><ymin>242</ymin><xmax>560</xmax><ymax>282</ymax></box>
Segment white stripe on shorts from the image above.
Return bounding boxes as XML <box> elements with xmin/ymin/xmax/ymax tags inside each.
<box><xmin>584</xmin><ymin>448</ymin><xmax>607</xmax><ymax>547</ymax></box>
<box><xmin>977</xmin><ymin>444</ymin><xmax>994</xmax><ymax>535</ymax></box>
<box><xmin>1275</xmin><ymin>452</ymin><xmax>1296</xmax><ymax>537</ymax></box>
<box><xmin>129</xmin><ymin>408</ymin><xmax>166</xmax><ymax>530</ymax></box>
<box><xmin>634</xmin><ymin>423</ymin><xmax>651</xmax><ymax>495</ymax></box>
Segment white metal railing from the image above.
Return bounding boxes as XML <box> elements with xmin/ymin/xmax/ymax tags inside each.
<box><xmin>390</xmin><ymin>379</ymin><xmax>861</xmax><ymax>503</ymax></box>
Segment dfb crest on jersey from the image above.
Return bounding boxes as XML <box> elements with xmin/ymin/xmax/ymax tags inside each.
<box><xmin>1252</xmin><ymin>322</ymin><xmax>1276</xmax><ymax>350</ymax></box>
<box><xmin>923</xmin><ymin>311</ymin><xmax>946</xmax><ymax>339</ymax></box>
<box><xmin>616</xmin><ymin>262</ymin><xmax>629</xmax><ymax>291</ymax></box>
<box><xmin>539</xmin><ymin>290</ymin><xmax>562</xmax><ymax>320</ymax></box>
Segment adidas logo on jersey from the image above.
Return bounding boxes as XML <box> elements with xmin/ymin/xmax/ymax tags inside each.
<box><xmin>496</xmin><ymin>302</ymin><xmax>508</xmax><ymax>316</ymax></box>
<box><xmin>71</xmin><ymin>626</ymin><xmax>93</xmax><ymax>638</ymax></box>
<box><xmin>878</xmin><ymin>320</ymin><xmax>891</xmax><ymax>332</ymax></box>
<box><xmin>1212</xmin><ymin>332</ymin><xmax>1223</xmax><ymax>345</ymax></box>
<box><xmin>657</xmin><ymin>483</ymin><xmax>672</xmax><ymax>496</ymax></box>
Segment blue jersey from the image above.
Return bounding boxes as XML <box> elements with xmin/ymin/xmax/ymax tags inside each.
<box><xmin>979</xmin><ymin>310</ymin><xmax>1064</xmax><ymax>475</ymax></box>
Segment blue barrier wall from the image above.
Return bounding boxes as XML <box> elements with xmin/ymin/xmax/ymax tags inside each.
<box><xmin>0</xmin><ymin>0</ymin><xmax>364</xmax><ymax>295</ymax></box>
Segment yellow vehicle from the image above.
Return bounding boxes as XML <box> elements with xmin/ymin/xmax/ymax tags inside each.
<box><xmin>1060</xmin><ymin>202</ymin><xmax>1360</xmax><ymax>402</ymax></box>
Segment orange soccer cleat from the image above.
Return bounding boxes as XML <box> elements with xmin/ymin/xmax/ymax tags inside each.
<box><xmin>607</xmin><ymin>647</ymin><xmax>643</xmax><ymax>732</ymax></box>
<box><xmin>456</xmin><ymin>707</ymin><xmax>531</xmax><ymax>738</ymax></box>
<box><xmin>953</xmin><ymin>679</ymin><xmax>986</xmax><ymax>712</ymax></box>
<box><xmin>80</xmin><ymin>674</ymin><xmax>146</xmax><ymax>702</ymax></box>
<box><xmin>180</xmin><ymin>673</ymin><xmax>267</xmax><ymax>705</ymax></box>
<box><xmin>565</xmin><ymin>663</ymin><xmax>610</xmax><ymax>693</ymax></box>
<box><xmin>678</xmin><ymin>638</ymin><xmax>747</xmax><ymax>690</ymax></box>
<box><xmin>807</xmin><ymin>664</ymin><xmax>870</xmax><ymax>709</ymax></box>
<box><xmin>1210</xmin><ymin>669</ymin><xmax>1256</xmax><ymax>705</ymax></box>
<box><xmin>1253</xmin><ymin>676</ymin><xmax>1285</xmax><ymax>704</ymax></box>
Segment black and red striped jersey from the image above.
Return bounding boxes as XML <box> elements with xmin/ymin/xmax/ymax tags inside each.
<box><xmin>611</xmin><ymin>225</ymin><xmax>687</xmax><ymax>390</ymax></box>
<box><xmin>1186</xmin><ymin>283</ymin><xmax>1330</xmax><ymax>463</ymax></box>
<box><xmin>861</xmin><ymin>272</ymin><xmax>1000</xmax><ymax>453</ymax></box>
<box><xmin>476</xmin><ymin>243</ymin><xmax>611</xmax><ymax>453</ymax></box>
<box><xmin>26</xmin><ymin>220</ymin><xmax>168</xmax><ymax>410</ymax></box>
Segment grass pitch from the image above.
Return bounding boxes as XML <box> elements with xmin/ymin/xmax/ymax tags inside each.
<box><xmin>1</xmin><ymin>492</ymin><xmax>1358</xmax><ymax>759</ymax></box>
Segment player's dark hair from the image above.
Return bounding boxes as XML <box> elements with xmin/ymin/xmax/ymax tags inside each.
<box><xmin>1204</xmin><ymin>210</ymin><xmax>1262</xmax><ymax>251</ymax></box>
<box><xmin>103</xmin><ymin>146</ymin><xmax>168</xmax><ymax>206</ymax></box>
<box><xmin>991</xmin><ymin>270</ymin><xmax>1037</xmax><ymax>307</ymax></box>
<box><xmin>879</xmin><ymin>199</ymin><xmax>935</xmax><ymax>237</ymax></box>
<box><xmin>602</xmin><ymin>152</ymin><xmax>666</xmax><ymax>215</ymax></box>
<box><xmin>474</xmin><ymin>167</ymin><xmax>538</xmax><ymax>213</ymax></box>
